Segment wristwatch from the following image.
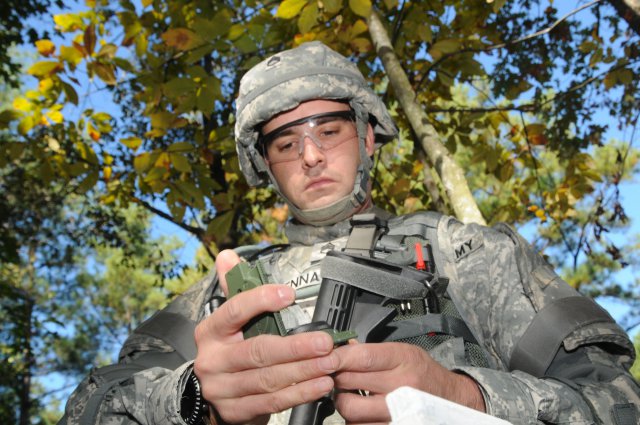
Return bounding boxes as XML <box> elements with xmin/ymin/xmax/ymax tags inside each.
<box><xmin>180</xmin><ymin>371</ymin><xmax>209</xmax><ymax>425</ymax></box>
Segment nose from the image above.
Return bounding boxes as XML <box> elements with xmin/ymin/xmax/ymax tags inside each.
<box><xmin>301</xmin><ymin>136</ymin><xmax>325</xmax><ymax>168</ymax></box>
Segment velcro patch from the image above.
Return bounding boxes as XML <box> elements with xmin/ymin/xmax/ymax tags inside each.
<box><xmin>454</xmin><ymin>233</ymin><xmax>484</xmax><ymax>262</ymax></box>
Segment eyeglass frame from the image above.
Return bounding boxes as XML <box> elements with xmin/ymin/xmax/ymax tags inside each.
<box><xmin>258</xmin><ymin>110</ymin><xmax>357</xmax><ymax>164</ymax></box>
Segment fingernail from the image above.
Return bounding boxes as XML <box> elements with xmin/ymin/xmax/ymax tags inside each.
<box><xmin>313</xmin><ymin>334</ymin><xmax>331</xmax><ymax>353</ymax></box>
<box><xmin>315</xmin><ymin>376</ymin><xmax>334</xmax><ymax>392</ymax></box>
<box><xmin>277</xmin><ymin>287</ymin><xmax>293</xmax><ymax>303</ymax></box>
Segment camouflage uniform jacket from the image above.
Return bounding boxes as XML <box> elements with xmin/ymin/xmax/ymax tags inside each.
<box><xmin>60</xmin><ymin>209</ymin><xmax>640</xmax><ymax>425</ymax></box>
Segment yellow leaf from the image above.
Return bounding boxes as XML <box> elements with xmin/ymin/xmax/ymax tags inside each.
<box><xmin>276</xmin><ymin>0</ymin><xmax>308</xmax><ymax>19</ymax></box>
<box><xmin>120</xmin><ymin>136</ymin><xmax>142</xmax><ymax>151</ymax></box>
<box><xmin>13</xmin><ymin>97</ymin><xmax>32</xmax><ymax>112</ymax></box>
<box><xmin>53</xmin><ymin>13</ymin><xmax>84</xmax><ymax>32</ymax></box>
<box><xmin>46</xmin><ymin>109</ymin><xmax>64</xmax><ymax>124</ymax></box>
<box><xmin>60</xmin><ymin>45</ymin><xmax>84</xmax><ymax>66</ymax></box>
<box><xmin>36</xmin><ymin>39</ymin><xmax>56</xmax><ymax>56</ymax></box>
<box><xmin>350</xmin><ymin>19</ymin><xmax>368</xmax><ymax>36</ymax></box>
<box><xmin>134</xmin><ymin>152</ymin><xmax>152</xmax><ymax>173</ymax></box>
<box><xmin>142</xmin><ymin>0</ymin><xmax>153</xmax><ymax>7</ymax></box>
<box><xmin>161</xmin><ymin>28</ymin><xmax>202</xmax><ymax>51</ymax></box>
<box><xmin>27</xmin><ymin>61</ymin><xmax>62</xmax><ymax>77</ymax></box>
<box><xmin>39</xmin><ymin>78</ymin><xmax>54</xmax><ymax>92</ymax></box>
<box><xmin>349</xmin><ymin>0</ymin><xmax>372</xmax><ymax>18</ymax></box>
<box><xmin>103</xmin><ymin>166</ymin><xmax>112</xmax><ymax>181</ymax></box>
<box><xmin>228</xmin><ymin>24</ymin><xmax>245</xmax><ymax>40</ymax></box>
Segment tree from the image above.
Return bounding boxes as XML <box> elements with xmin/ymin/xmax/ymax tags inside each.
<box><xmin>2</xmin><ymin>0</ymin><xmax>640</xmax><ymax>419</ymax></box>
<box><xmin>0</xmin><ymin>0</ymin><xmax>64</xmax><ymax>87</ymax></box>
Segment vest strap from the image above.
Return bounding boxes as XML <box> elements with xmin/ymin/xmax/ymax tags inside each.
<box><xmin>509</xmin><ymin>296</ymin><xmax>615</xmax><ymax>377</ymax></box>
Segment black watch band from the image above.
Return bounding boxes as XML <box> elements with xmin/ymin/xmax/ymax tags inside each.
<box><xmin>180</xmin><ymin>371</ymin><xmax>208</xmax><ymax>425</ymax></box>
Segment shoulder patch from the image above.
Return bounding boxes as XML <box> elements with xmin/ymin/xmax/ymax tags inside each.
<box><xmin>454</xmin><ymin>233</ymin><xmax>484</xmax><ymax>262</ymax></box>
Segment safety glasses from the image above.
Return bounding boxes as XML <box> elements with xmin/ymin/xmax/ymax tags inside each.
<box><xmin>260</xmin><ymin>110</ymin><xmax>357</xmax><ymax>164</ymax></box>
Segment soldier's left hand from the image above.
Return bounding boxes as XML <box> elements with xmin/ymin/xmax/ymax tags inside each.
<box><xmin>332</xmin><ymin>341</ymin><xmax>485</xmax><ymax>424</ymax></box>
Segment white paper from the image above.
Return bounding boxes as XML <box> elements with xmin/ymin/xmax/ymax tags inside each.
<box><xmin>386</xmin><ymin>386</ymin><xmax>513</xmax><ymax>425</ymax></box>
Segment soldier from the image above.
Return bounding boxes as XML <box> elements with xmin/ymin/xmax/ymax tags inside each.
<box><xmin>60</xmin><ymin>42</ymin><xmax>640</xmax><ymax>425</ymax></box>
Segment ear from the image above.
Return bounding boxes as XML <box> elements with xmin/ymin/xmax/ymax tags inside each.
<box><xmin>365</xmin><ymin>124</ymin><xmax>375</xmax><ymax>156</ymax></box>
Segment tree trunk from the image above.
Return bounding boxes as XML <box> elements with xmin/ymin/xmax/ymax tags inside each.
<box><xmin>367</xmin><ymin>11</ymin><xmax>487</xmax><ymax>225</ymax></box>
<box><xmin>607</xmin><ymin>0</ymin><xmax>640</xmax><ymax>36</ymax></box>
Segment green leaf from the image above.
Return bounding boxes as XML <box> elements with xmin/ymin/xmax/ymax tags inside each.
<box><xmin>0</xmin><ymin>109</ymin><xmax>20</xmax><ymax>129</ymax></box>
<box><xmin>348</xmin><ymin>0</ymin><xmax>371</xmax><ymax>18</ymax></box>
<box><xmin>170</xmin><ymin>153</ymin><xmax>192</xmax><ymax>173</ymax></box>
<box><xmin>96</xmin><ymin>43</ymin><xmax>118</xmax><ymax>59</ymax></box>
<box><xmin>61</xmin><ymin>81</ymin><xmax>79</xmax><ymax>105</ymax></box>
<box><xmin>206</xmin><ymin>210</ymin><xmax>235</xmax><ymax>238</ymax></box>
<box><xmin>276</xmin><ymin>0</ymin><xmax>308</xmax><ymax>19</ymax></box>
<box><xmin>174</xmin><ymin>181</ymin><xmax>204</xmax><ymax>209</ymax></box>
<box><xmin>120</xmin><ymin>136</ymin><xmax>142</xmax><ymax>151</ymax></box>
<box><xmin>91</xmin><ymin>62</ymin><xmax>117</xmax><ymax>85</ymax></box>
<box><xmin>298</xmin><ymin>3</ymin><xmax>319</xmax><ymax>33</ymax></box>
<box><xmin>323</xmin><ymin>0</ymin><xmax>343</xmax><ymax>14</ymax></box>
<box><xmin>429</xmin><ymin>39</ymin><xmax>460</xmax><ymax>61</ymax></box>
<box><xmin>192</xmin><ymin>12</ymin><xmax>231</xmax><ymax>40</ymax></box>
<box><xmin>134</xmin><ymin>152</ymin><xmax>154</xmax><ymax>173</ymax></box>
<box><xmin>150</xmin><ymin>111</ymin><xmax>175</xmax><ymax>130</ymax></box>
<box><xmin>167</xmin><ymin>142</ymin><xmax>193</xmax><ymax>153</ymax></box>
<box><xmin>164</xmin><ymin>77</ymin><xmax>197</xmax><ymax>98</ymax></box>
<box><xmin>76</xmin><ymin>170</ymin><xmax>99</xmax><ymax>194</ymax></box>
<box><xmin>492</xmin><ymin>0</ymin><xmax>508</xmax><ymax>13</ymax></box>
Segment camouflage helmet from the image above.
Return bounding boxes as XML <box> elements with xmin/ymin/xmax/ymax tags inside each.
<box><xmin>235</xmin><ymin>41</ymin><xmax>397</xmax><ymax>187</ymax></box>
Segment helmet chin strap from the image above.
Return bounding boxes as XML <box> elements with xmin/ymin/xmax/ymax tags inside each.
<box><xmin>266</xmin><ymin>104</ymin><xmax>372</xmax><ymax>226</ymax></box>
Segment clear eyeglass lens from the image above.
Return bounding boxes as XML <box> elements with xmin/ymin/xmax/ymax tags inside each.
<box><xmin>265</xmin><ymin>114</ymin><xmax>357</xmax><ymax>164</ymax></box>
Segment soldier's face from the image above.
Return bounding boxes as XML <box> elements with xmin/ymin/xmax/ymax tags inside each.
<box><xmin>262</xmin><ymin>100</ymin><xmax>374</xmax><ymax>211</ymax></box>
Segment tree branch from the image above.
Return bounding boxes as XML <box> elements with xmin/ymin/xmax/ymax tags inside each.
<box><xmin>423</xmin><ymin>0</ymin><xmax>603</xmax><ymax>78</ymax></box>
<box><xmin>607</xmin><ymin>0</ymin><xmax>640</xmax><ymax>36</ymax></box>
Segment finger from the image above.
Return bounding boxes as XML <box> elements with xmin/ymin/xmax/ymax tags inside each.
<box><xmin>216</xmin><ymin>249</ymin><xmax>241</xmax><ymax>296</ymax></box>
<box><xmin>197</xmin><ymin>284</ymin><xmax>295</xmax><ymax>339</ymax></box>
<box><xmin>223</xmin><ymin>331</ymin><xmax>335</xmax><ymax>372</ymax></box>
<box><xmin>209</xmin><ymin>350</ymin><xmax>338</xmax><ymax>398</ymax></box>
<box><xmin>334</xmin><ymin>392</ymin><xmax>390</xmax><ymax>423</ymax></box>
<box><xmin>333</xmin><ymin>343</ymin><xmax>400</xmax><ymax>373</ymax></box>
<box><xmin>213</xmin><ymin>376</ymin><xmax>335</xmax><ymax>423</ymax></box>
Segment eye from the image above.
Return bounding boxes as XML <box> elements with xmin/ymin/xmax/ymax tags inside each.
<box><xmin>316</xmin><ymin>122</ymin><xmax>343</xmax><ymax>139</ymax></box>
<box><xmin>273</xmin><ymin>138</ymin><xmax>298</xmax><ymax>153</ymax></box>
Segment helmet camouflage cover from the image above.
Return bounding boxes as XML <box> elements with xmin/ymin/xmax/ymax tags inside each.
<box><xmin>234</xmin><ymin>41</ymin><xmax>398</xmax><ymax>225</ymax></box>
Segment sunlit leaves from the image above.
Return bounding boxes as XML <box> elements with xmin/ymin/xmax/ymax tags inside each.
<box><xmin>349</xmin><ymin>0</ymin><xmax>371</xmax><ymax>17</ymax></box>
<box><xmin>36</xmin><ymin>39</ymin><xmax>55</xmax><ymax>56</ymax></box>
<box><xmin>276</xmin><ymin>0</ymin><xmax>308</xmax><ymax>19</ymax></box>
<box><xmin>27</xmin><ymin>61</ymin><xmax>62</xmax><ymax>77</ymax></box>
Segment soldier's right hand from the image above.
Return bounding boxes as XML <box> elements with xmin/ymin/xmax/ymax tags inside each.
<box><xmin>193</xmin><ymin>249</ymin><xmax>338</xmax><ymax>424</ymax></box>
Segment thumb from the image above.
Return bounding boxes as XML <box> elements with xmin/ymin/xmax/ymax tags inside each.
<box><xmin>215</xmin><ymin>249</ymin><xmax>241</xmax><ymax>297</ymax></box>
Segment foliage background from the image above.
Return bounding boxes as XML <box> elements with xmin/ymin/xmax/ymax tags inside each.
<box><xmin>1</xmin><ymin>0</ymin><xmax>639</xmax><ymax>422</ymax></box>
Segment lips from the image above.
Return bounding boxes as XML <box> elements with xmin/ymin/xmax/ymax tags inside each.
<box><xmin>305</xmin><ymin>177</ymin><xmax>334</xmax><ymax>190</ymax></box>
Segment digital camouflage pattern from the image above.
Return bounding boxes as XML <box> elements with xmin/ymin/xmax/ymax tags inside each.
<box><xmin>60</xmin><ymin>210</ymin><xmax>640</xmax><ymax>425</ymax></box>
